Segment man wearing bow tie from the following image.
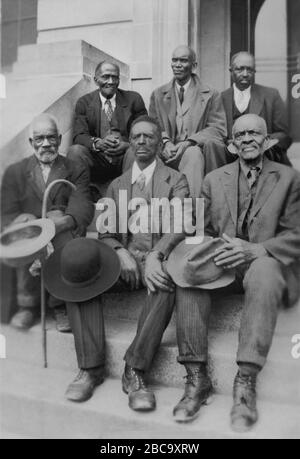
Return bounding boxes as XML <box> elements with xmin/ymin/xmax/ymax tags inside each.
<box><xmin>68</xmin><ymin>61</ymin><xmax>147</xmax><ymax>192</ymax></box>
<box><xmin>221</xmin><ymin>52</ymin><xmax>292</xmax><ymax>165</ymax></box>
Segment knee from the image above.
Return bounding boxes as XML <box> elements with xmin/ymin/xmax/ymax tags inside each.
<box><xmin>181</xmin><ymin>146</ymin><xmax>203</xmax><ymax>166</ymax></box>
<box><xmin>244</xmin><ymin>257</ymin><xmax>286</xmax><ymax>291</ymax></box>
<box><xmin>67</xmin><ymin>144</ymin><xmax>90</xmax><ymax>161</ymax></box>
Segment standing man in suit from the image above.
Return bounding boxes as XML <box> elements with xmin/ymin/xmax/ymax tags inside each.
<box><xmin>1</xmin><ymin>114</ymin><xmax>94</xmax><ymax>331</ymax></box>
<box><xmin>148</xmin><ymin>45</ymin><xmax>228</xmax><ymax>198</ymax></box>
<box><xmin>172</xmin><ymin>114</ymin><xmax>300</xmax><ymax>431</ymax></box>
<box><xmin>47</xmin><ymin>116</ymin><xmax>190</xmax><ymax>405</ymax></box>
<box><xmin>68</xmin><ymin>61</ymin><xmax>147</xmax><ymax>189</ymax></box>
<box><xmin>221</xmin><ymin>51</ymin><xmax>292</xmax><ymax>165</ymax></box>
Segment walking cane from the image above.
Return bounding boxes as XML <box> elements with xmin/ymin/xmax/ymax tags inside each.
<box><xmin>41</xmin><ymin>179</ymin><xmax>76</xmax><ymax>368</ymax></box>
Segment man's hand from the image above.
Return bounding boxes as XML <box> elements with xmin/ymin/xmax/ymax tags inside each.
<box><xmin>94</xmin><ymin>135</ymin><xmax>119</xmax><ymax>151</ymax></box>
<box><xmin>47</xmin><ymin>210</ymin><xmax>75</xmax><ymax>234</ymax></box>
<box><xmin>214</xmin><ymin>233</ymin><xmax>268</xmax><ymax>269</ymax></box>
<box><xmin>106</xmin><ymin>140</ymin><xmax>129</xmax><ymax>156</ymax></box>
<box><xmin>165</xmin><ymin>140</ymin><xmax>193</xmax><ymax>165</ymax></box>
<box><xmin>12</xmin><ymin>213</ymin><xmax>36</xmax><ymax>225</ymax></box>
<box><xmin>144</xmin><ymin>251</ymin><xmax>175</xmax><ymax>293</ymax></box>
<box><xmin>161</xmin><ymin>141</ymin><xmax>177</xmax><ymax>162</ymax></box>
<box><xmin>117</xmin><ymin>248</ymin><xmax>141</xmax><ymax>290</ymax></box>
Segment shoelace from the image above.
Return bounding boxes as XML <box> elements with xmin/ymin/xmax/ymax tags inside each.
<box><xmin>131</xmin><ymin>369</ymin><xmax>147</xmax><ymax>391</ymax></box>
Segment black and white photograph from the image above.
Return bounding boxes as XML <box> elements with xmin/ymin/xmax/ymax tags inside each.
<box><xmin>0</xmin><ymin>0</ymin><xmax>299</xmax><ymax>441</ymax></box>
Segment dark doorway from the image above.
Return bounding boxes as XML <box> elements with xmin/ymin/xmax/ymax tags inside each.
<box><xmin>230</xmin><ymin>0</ymin><xmax>265</xmax><ymax>57</ymax></box>
<box><xmin>1</xmin><ymin>0</ymin><xmax>38</xmax><ymax>71</ymax></box>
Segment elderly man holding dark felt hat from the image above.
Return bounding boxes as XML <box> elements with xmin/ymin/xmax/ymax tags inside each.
<box><xmin>1</xmin><ymin>114</ymin><xmax>94</xmax><ymax>331</ymax></box>
<box><xmin>166</xmin><ymin>114</ymin><xmax>300</xmax><ymax>431</ymax></box>
<box><xmin>44</xmin><ymin>115</ymin><xmax>190</xmax><ymax>406</ymax></box>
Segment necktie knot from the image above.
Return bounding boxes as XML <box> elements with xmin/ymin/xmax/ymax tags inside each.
<box><xmin>136</xmin><ymin>172</ymin><xmax>146</xmax><ymax>191</ymax></box>
<box><xmin>179</xmin><ymin>86</ymin><xmax>184</xmax><ymax>105</ymax></box>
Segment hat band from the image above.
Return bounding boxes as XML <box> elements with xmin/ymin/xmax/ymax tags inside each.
<box><xmin>62</xmin><ymin>267</ymin><xmax>102</xmax><ymax>289</ymax></box>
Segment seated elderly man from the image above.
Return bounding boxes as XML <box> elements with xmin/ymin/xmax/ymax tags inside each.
<box><xmin>124</xmin><ymin>46</ymin><xmax>228</xmax><ymax>198</ymax></box>
<box><xmin>68</xmin><ymin>60</ymin><xmax>147</xmax><ymax>196</ymax></box>
<box><xmin>170</xmin><ymin>114</ymin><xmax>300</xmax><ymax>431</ymax></box>
<box><xmin>0</xmin><ymin>114</ymin><xmax>94</xmax><ymax>331</ymax></box>
<box><xmin>44</xmin><ymin>116</ymin><xmax>190</xmax><ymax>405</ymax></box>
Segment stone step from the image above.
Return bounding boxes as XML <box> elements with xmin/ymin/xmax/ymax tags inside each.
<box><xmin>1</xmin><ymin>303</ymin><xmax>300</xmax><ymax>405</ymax></box>
<box><xmin>102</xmin><ymin>291</ymin><xmax>244</xmax><ymax>332</ymax></box>
<box><xmin>1</xmin><ymin>360</ymin><xmax>299</xmax><ymax>439</ymax></box>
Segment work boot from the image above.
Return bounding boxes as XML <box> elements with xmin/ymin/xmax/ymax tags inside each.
<box><xmin>122</xmin><ymin>364</ymin><xmax>156</xmax><ymax>412</ymax></box>
<box><xmin>173</xmin><ymin>363</ymin><xmax>213</xmax><ymax>423</ymax></box>
<box><xmin>65</xmin><ymin>367</ymin><xmax>105</xmax><ymax>402</ymax></box>
<box><xmin>231</xmin><ymin>371</ymin><xmax>258</xmax><ymax>433</ymax></box>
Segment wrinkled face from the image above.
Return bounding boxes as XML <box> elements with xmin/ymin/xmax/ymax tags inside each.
<box><xmin>130</xmin><ymin>121</ymin><xmax>160</xmax><ymax>167</ymax></box>
<box><xmin>232</xmin><ymin>116</ymin><xmax>267</xmax><ymax>163</ymax></box>
<box><xmin>30</xmin><ymin>120</ymin><xmax>61</xmax><ymax>164</ymax></box>
<box><xmin>94</xmin><ymin>63</ymin><xmax>120</xmax><ymax>99</ymax></box>
<box><xmin>171</xmin><ymin>47</ymin><xmax>195</xmax><ymax>85</ymax></box>
<box><xmin>231</xmin><ymin>54</ymin><xmax>255</xmax><ymax>91</ymax></box>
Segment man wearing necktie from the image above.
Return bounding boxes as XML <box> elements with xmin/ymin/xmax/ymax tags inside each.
<box><xmin>173</xmin><ymin>114</ymin><xmax>300</xmax><ymax>430</ymax></box>
<box><xmin>145</xmin><ymin>45</ymin><xmax>228</xmax><ymax>198</ymax></box>
<box><xmin>221</xmin><ymin>52</ymin><xmax>292</xmax><ymax>165</ymax></box>
<box><xmin>68</xmin><ymin>61</ymin><xmax>147</xmax><ymax>194</ymax></box>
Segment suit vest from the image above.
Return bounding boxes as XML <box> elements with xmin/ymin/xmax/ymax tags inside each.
<box><xmin>100</xmin><ymin>108</ymin><xmax>120</xmax><ymax>138</ymax></box>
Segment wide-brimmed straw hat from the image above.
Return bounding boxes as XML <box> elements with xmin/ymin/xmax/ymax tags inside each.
<box><xmin>0</xmin><ymin>218</ymin><xmax>55</xmax><ymax>268</ymax></box>
<box><xmin>167</xmin><ymin>237</ymin><xmax>235</xmax><ymax>290</ymax></box>
<box><xmin>43</xmin><ymin>238</ymin><xmax>121</xmax><ymax>302</ymax></box>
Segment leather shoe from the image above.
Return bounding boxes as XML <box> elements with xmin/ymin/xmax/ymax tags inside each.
<box><xmin>231</xmin><ymin>371</ymin><xmax>258</xmax><ymax>433</ymax></box>
<box><xmin>65</xmin><ymin>367</ymin><xmax>105</xmax><ymax>402</ymax></box>
<box><xmin>122</xmin><ymin>365</ymin><xmax>156</xmax><ymax>412</ymax></box>
<box><xmin>10</xmin><ymin>308</ymin><xmax>37</xmax><ymax>330</ymax></box>
<box><xmin>53</xmin><ymin>306</ymin><xmax>71</xmax><ymax>333</ymax></box>
<box><xmin>173</xmin><ymin>364</ymin><xmax>213</xmax><ymax>423</ymax></box>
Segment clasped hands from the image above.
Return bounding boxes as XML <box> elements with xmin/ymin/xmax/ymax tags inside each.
<box><xmin>94</xmin><ymin>134</ymin><xmax>128</xmax><ymax>161</ymax></box>
<box><xmin>162</xmin><ymin>140</ymin><xmax>194</xmax><ymax>165</ymax></box>
<box><xmin>214</xmin><ymin>233</ymin><xmax>267</xmax><ymax>269</ymax></box>
<box><xmin>117</xmin><ymin>248</ymin><xmax>174</xmax><ymax>293</ymax></box>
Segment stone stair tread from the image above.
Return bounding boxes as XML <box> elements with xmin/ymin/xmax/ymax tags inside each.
<box><xmin>1</xmin><ymin>311</ymin><xmax>299</xmax><ymax>405</ymax></box>
<box><xmin>1</xmin><ymin>359</ymin><xmax>299</xmax><ymax>439</ymax></box>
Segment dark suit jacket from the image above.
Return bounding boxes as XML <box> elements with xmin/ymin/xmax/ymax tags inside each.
<box><xmin>73</xmin><ymin>88</ymin><xmax>147</xmax><ymax>150</ymax></box>
<box><xmin>221</xmin><ymin>84</ymin><xmax>292</xmax><ymax>150</ymax></box>
<box><xmin>1</xmin><ymin>154</ymin><xmax>94</xmax><ymax>235</ymax></box>
<box><xmin>99</xmin><ymin>159</ymin><xmax>189</xmax><ymax>258</ymax></box>
<box><xmin>201</xmin><ymin>158</ymin><xmax>300</xmax><ymax>305</ymax></box>
<box><xmin>149</xmin><ymin>74</ymin><xmax>227</xmax><ymax>145</ymax></box>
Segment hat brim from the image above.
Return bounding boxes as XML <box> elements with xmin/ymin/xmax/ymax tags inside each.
<box><xmin>0</xmin><ymin>219</ymin><xmax>55</xmax><ymax>267</ymax></box>
<box><xmin>167</xmin><ymin>240</ymin><xmax>235</xmax><ymax>290</ymax></box>
<box><xmin>43</xmin><ymin>240</ymin><xmax>121</xmax><ymax>302</ymax></box>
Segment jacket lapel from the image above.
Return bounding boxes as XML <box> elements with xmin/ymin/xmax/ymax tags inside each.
<box><xmin>91</xmin><ymin>90</ymin><xmax>101</xmax><ymax>137</ymax></box>
<box><xmin>250</xmin><ymin>159</ymin><xmax>280</xmax><ymax>222</ymax></box>
<box><xmin>152</xmin><ymin>160</ymin><xmax>173</xmax><ymax>199</ymax></box>
<box><xmin>223</xmin><ymin>88</ymin><xmax>234</xmax><ymax>137</ymax></box>
<box><xmin>26</xmin><ymin>156</ymin><xmax>44</xmax><ymax>203</ymax></box>
<box><xmin>190</xmin><ymin>77</ymin><xmax>212</xmax><ymax>134</ymax></box>
<box><xmin>45</xmin><ymin>156</ymin><xmax>69</xmax><ymax>202</ymax></box>
<box><xmin>249</xmin><ymin>84</ymin><xmax>264</xmax><ymax>115</ymax></box>
<box><xmin>162</xmin><ymin>82</ymin><xmax>177</xmax><ymax>141</ymax></box>
<box><xmin>220</xmin><ymin>161</ymin><xmax>239</xmax><ymax>227</ymax></box>
<box><xmin>115</xmin><ymin>90</ymin><xmax>129</xmax><ymax>137</ymax></box>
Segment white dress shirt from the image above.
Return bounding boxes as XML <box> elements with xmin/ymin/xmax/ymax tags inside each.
<box><xmin>233</xmin><ymin>83</ymin><xmax>251</xmax><ymax>114</ymax></box>
<box><xmin>99</xmin><ymin>92</ymin><xmax>117</xmax><ymax>114</ymax></box>
<box><xmin>132</xmin><ymin>160</ymin><xmax>157</xmax><ymax>187</ymax></box>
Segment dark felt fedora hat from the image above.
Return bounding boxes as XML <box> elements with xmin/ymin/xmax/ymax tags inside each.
<box><xmin>0</xmin><ymin>218</ymin><xmax>55</xmax><ymax>268</ymax></box>
<box><xmin>167</xmin><ymin>237</ymin><xmax>235</xmax><ymax>290</ymax></box>
<box><xmin>43</xmin><ymin>238</ymin><xmax>121</xmax><ymax>302</ymax></box>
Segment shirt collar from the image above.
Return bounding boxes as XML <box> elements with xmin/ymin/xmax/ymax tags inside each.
<box><xmin>175</xmin><ymin>78</ymin><xmax>192</xmax><ymax>94</ymax></box>
<box><xmin>99</xmin><ymin>92</ymin><xmax>117</xmax><ymax>109</ymax></box>
<box><xmin>240</xmin><ymin>158</ymin><xmax>263</xmax><ymax>179</ymax></box>
<box><xmin>132</xmin><ymin>160</ymin><xmax>157</xmax><ymax>186</ymax></box>
<box><xmin>233</xmin><ymin>83</ymin><xmax>252</xmax><ymax>98</ymax></box>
